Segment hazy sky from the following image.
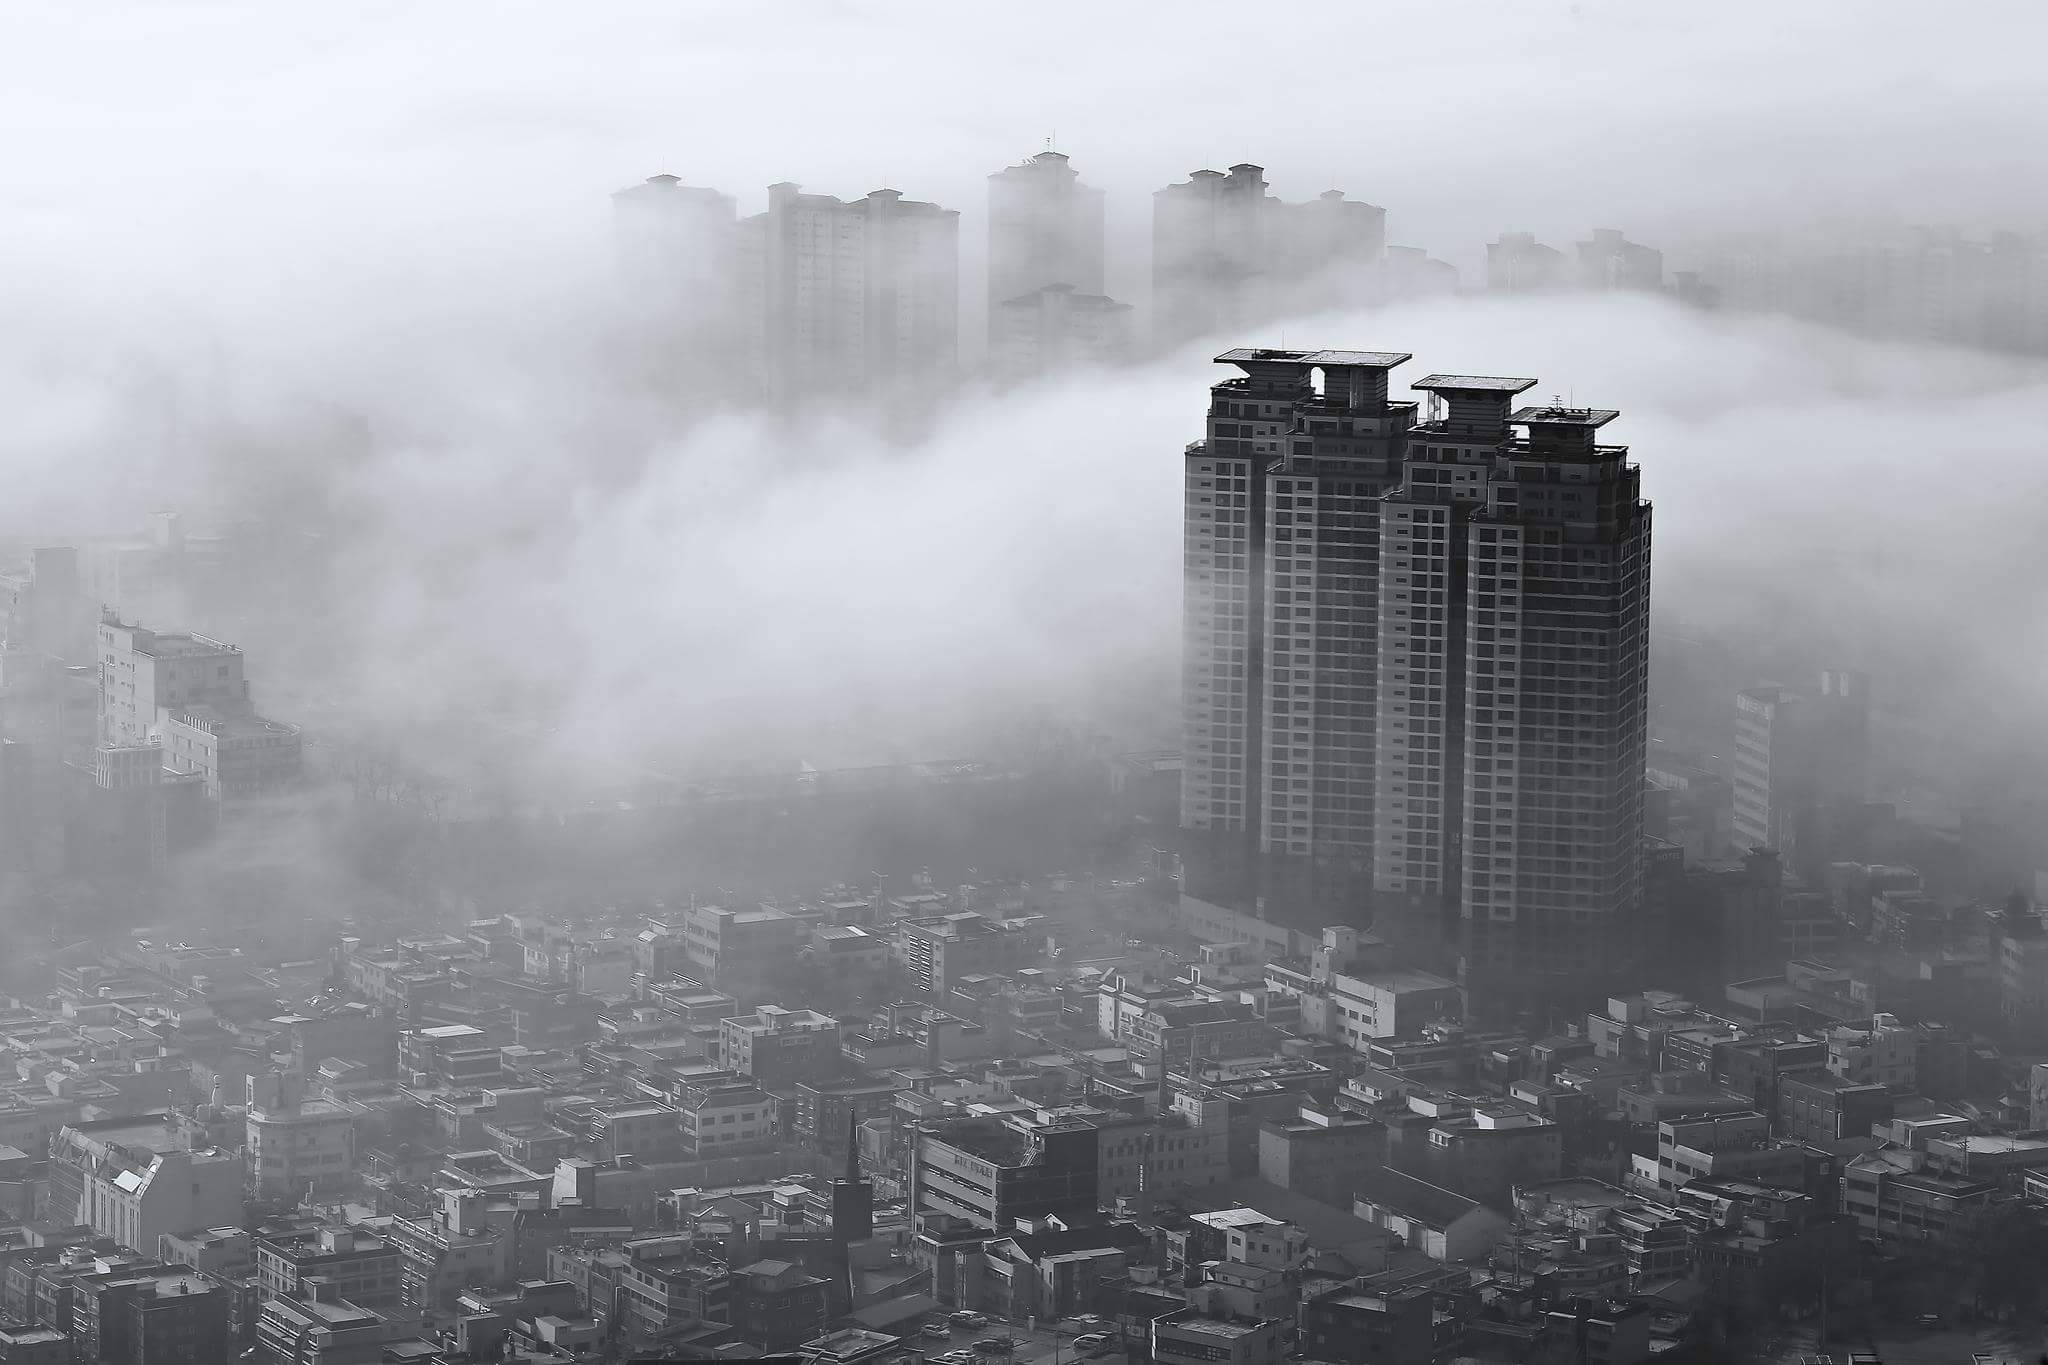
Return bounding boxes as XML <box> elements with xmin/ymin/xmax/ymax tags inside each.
<box><xmin>7</xmin><ymin>0</ymin><xmax>2048</xmax><ymax>290</ymax></box>
<box><xmin>5</xmin><ymin>1</ymin><xmax>2048</xmax><ymax>790</ymax></box>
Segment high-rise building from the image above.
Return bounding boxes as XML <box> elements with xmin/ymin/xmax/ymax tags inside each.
<box><xmin>611</xmin><ymin>174</ymin><xmax>742</xmax><ymax>399</ymax></box>
<box><xmin>1486</xmin><ymin>233</ymin><xmax>1569</xmax><ymax>292</ymax></box>
<box><xmin>612</xmin><ymin>175</ymin><xmax>739</xmax><ymax>312</ymax></box>
<box><xmin>737</xmin><ymin>182</ymin><xmax>959</xmax><ymax>405</ymax></box>
<box><xmin>1182</xmin><ymin>350</ymin><xmax>1413</xmax><ymax>912</ymax></box>
<box><xmin>1152</xmin><ymin>168</ymin><xmax>1383</xmax><ymax>354</ymax></box>
<box><xmin>1180</xmin><ymin>349</ymin><xmax>1652</xmax><ymax>1017</ymax></box>
<box><xmin>991</xmin><ymin>285</ymin><xmax>1133</xmax><ymax>384</ymax></box>
<box><xmin>1731</xmin><ymin>671</ymin><xmax>1869</xmax><ymax>879</ymax></box>
<box><xmin>987</xmin><ymin>150</ymin><xmax>1105</xmax><ymax>312</ymax></box>
<box><xmin>1575</xmin><ymin>229</ymin><xmax>1664</xmax><ymax>291</ymax></box>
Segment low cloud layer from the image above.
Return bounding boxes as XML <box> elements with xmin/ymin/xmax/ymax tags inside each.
<box><xmin>13</xmin><ymin>261</ymin><xmax>2046</xmax><ymax>796</ymax></box>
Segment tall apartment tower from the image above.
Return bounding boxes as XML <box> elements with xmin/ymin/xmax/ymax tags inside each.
<box><xmin>988</xmin><ymin>151</ymin><xmax>1126</xmax><ymax>382</ymax></box>
<box><xmin>613</xmin><ymin>175</ymin><xmax>739</xmax><ymax>311</ymax></box>
<box><xmin>988</xmin><ymin>151</ymin><xmax>1106</xmax><ymax>309</ymax></box>
<box><xmin>1153</xmin><ymin>169</ymin><xmax>1386</xmax><ymax>355</ymax></box>
<box><xmin>1181</xmin><ymin>350</ymin><xmax>1652</xmax><ymax>1019</ymax></box>
<box><xmin>612</xmin><ymin>175</ymin><xmax>742</xmax><ymax>397</ymax></box>
<box><xmin>1154</xmin><ymin>166</ymin><xmax>1276</xmax><ymax>354</ymax></box>
<box><xmin>738</xmin><ymin>183</ymin><xmax>959</xmax><ymax>406</ymax></box>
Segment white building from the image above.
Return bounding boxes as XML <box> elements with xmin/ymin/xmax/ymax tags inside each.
<box><xmin>247</xmin><ymin>1072</ymin><xmax>356</xmax><ymax>1200</ymax></box>
<box><xmin>56</xmin><ymin>1127</ymin><xmax>244</xmax><ymax>1256</ymax></box>
<box><xmin>1325</xmin><ymin>969</ymin><xmax>1459</xmax><ymax>1048</ymax></box>
<box><xmin>96</xmin><ymin>616</ymin><xmax>246</xmax><ymax>747</ymax></box>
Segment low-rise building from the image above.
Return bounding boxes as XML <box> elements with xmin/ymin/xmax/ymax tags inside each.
<box><xmin>720</xmin><ymin>1006</ymin><xmax>842</xmax><ymax>1087</ymax></box>
<box><xmin>1299</xmin><ymin>1282</ymin><xmax>1434</xmax><ymax>1365</ymax></box>
<box><xmin>388</xmin><ymin>1191</ymin><xmax>512</xmax><ymax>1311</ymax></box>
<box><xmin>683</xmin><ymin>904</ymin><xmax>801</xmax><ymax>993</ymax></box>
<box><xmin>729</xmin><ymin>1258</ymin><xmax>833</xmax><ymax>1348</ymax></box>
<box><xmin>794</xmin><ymin>1081</ymin><xmax>896</xmax><ymax>1166</ymax></box>
<box><xmin>1841</xmin><ymin>1155</ymin><xmax>1998</xmax><ymax>1250</ymax></box>
<box><xmin>1648</xmin><ymin>1112</ymin><xmax>1803</xmax><ymax>1195</ymax></box>
<box><xmin>50</xmin><ymin>1121</ymin><xmax>243</xmax><ymax>1257</ymax></box>
<box><xmin>1257</xmin><ymin>1103</ymin><xmax>1386</xmax><ymax>1206</ymax></box>
<box><xmin>398</xmin><ymin>1024</ymin><xmax>503</xmax><ymax>1089</ymax></box>
<box><xmin>1823</xmin><ymin>1015</ymin><xmax>1916</xmax><ymax>1090</ymax></box>
<box><xmin>1152</xmin><ymin>1306</ymin><xmax>1283</xmax><ymax>1365</ymax></box>
<box><xmin>1095</xmin><ymin>1098</ymin><xmax>1232</xmax><ymax>1205</ymax></box>
<box><xmin>1776</xmin><ymin>1073</ymin><xmax>1893</xmax><ymax>1146</ymax></box>
<box><xmin>254</xmin><ymin>1278</ymin><xmax>423</xmax><ymax>1365</ymax></box>
<box><xmin>0</xmin><ymin>1325</ymin><xmax>66</xmax><ymax>1365</ymax></box>
<box><xmin>1427</xmin><ymin>1107</ymin><xmax>1562</xmax><ymax>1204</ymax></box>
<box><xmin>589</xmin><ymin>1103</ymin><xmax>686</xmax><ymax>1163</ymax></box>
<box><xmin>678</xmin><ymin>1078</ymin><xmax>779</xmax><ymax>1158</ymax></box>
<box><xmin>894</xmin><ymin>913</ymin><xmax>1038</xmax><ymax>998</ymax></box>
<box><xmin>246</xmin><ymin>1072</ymin><xmax>356</xmax><ymax>1200</ymax></box>
<box><xmin>255</xmin><ymin>1226</ymin><xmax>402</xmax><ymax>1309</ymax></box>
<box><xmin>1325</xmin><ymin>969</ymin><xmax>1460</xmax><ymax>1047</ymax></box>
<box><xmin>1538</xmin><ymin>1298</ymin><xmax>1650</xmax><ymax>1365</ymax></box>
<box><xmin>1351</xmin><ymin>1167</ymin><xmax>1509</xmax><ymax>1263</ymax></box>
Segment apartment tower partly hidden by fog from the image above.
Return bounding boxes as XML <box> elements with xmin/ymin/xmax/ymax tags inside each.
<box><xmin>1152</xmin><ymin>167</ymin><xmax>1386</xmax><ymax>354</ymax></box>
<box><xmin>986</xmin><ymin>150</ymin><xmax>1130</xmax><ymax>382</ymax></box>
<box><xmin>1181</xmin><ymin>349</ymin><xmax>1652</xmax><ymax>1018</ymax></box>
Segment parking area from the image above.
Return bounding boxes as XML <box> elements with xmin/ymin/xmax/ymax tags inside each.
<box><xmin>914</xmin><ymin>1313</ymin><xmax>1121</xmax><ymax>1365</ymax></box>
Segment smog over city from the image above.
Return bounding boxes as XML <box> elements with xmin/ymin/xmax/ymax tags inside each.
<box><xmin>0</xmin><ymin>5</ymin><xmax>2045</xmax><ymax>1363</ymax></box>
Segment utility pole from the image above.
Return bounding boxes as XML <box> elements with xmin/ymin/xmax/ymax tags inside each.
<box><xmin>1817</xmin><ymin>1256</ymin><xmax>1828</xmax><ymax>1354</ymax></box>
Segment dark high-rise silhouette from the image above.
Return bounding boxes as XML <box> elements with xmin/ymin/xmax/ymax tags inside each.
<box><xmin>1181</xmin><ymin>350</ymin><xmax>1651</xmax><ymax>1018</ymax></box>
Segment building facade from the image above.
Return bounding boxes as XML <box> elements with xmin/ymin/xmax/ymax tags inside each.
<box><xmin>1152</xmin><ymin>169</ymin><xmax>1384</xmax><ymax>354</ymax></box>
<box><xmin>1180</xmin><ymin>350</ymin><xmax>1652</xmax><ymax>1014</ymax></box>
<box><xmin>1731</xmin><ymin>673</ymin><xmax>1869</xmax><ymax>877</ymax></box>
<box><xmin>988</xmin><ymin>150</ymin><xmax>1107</xmax><ymax>318</ymax></box>
<box><xmin>737</xmin><ymin>183</ymin><xmax>958</xmax><ymax>405</ymax></box>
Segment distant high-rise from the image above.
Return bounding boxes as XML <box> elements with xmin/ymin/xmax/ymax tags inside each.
<box><xmin>612</xmin><ymin>174</ymin><xmax>742</xmax><ymax>397</ymax></box>
<box><xmin>737</xmin><ymin>183</ymin><xmax>959</xmax><ymax>405</ymax></box>
<box><xmin>1575</xmin><ymin>229</ymin><xmax>1665</xmax><ymax>291</ymax></box>
<box><xmin>1181</xmin><ymin>349</ymin><xmax>1652</xmax><ymax>1017</ymax></box>
<box><xmin>1152</xmin><ymin>168</ymin><xmax>1384</xmax><ymax>354</ymax></box>
<box><xmin>1731</xmin><ymin>670</ymin><xmax>1869</xmax><ymax>879</ymax></box>
<box><xmin>987</xmin><ymin>150</ymin><xmax>1106</xmax><ymax>310</ymax></box>
<box><xmin>612</xmin><ymin>174</ymin><xmax>739</xmax><ymax>310</ymax></box>
<box><xmin>1486</xmin><ymin>233</ymin><xmax>1569</xmax><ymax>292</ymax></box>
<box><xmin>988</xmin><ymin>151</ymin><xmax>1128</xmax><ymax>382</ymax></box>
<box><xmin>991</xmin><ymin>284</ymin><xmax>1133</xmax><ymax>384</ymax></box>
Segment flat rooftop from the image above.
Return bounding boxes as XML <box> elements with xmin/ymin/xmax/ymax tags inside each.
<box><xmin>1512</xmin><ymin>405</ymin><xmax>1620</xmax><ymax>428</ymax></box>
<box><xmin>1163</xmin><ymin>1313</ymin><xmax>1268</xmax><ymax>1339</ymax></box>
<box><xmin>1413</xmin><ymin>374</ymin><xmax>1538</xmax><ymax>394</ymax></box>
<box><xmin>1214</xmin><ymin>348</ymin><xmax>1313</xmax><ymax>364</ymax></box>
<box><xmin>1298</xmin><ymin>349</ymin><xmax>1412</xmax><ymax>368</ymax></box>
<box><xmin>139</xmin><ymin>634</ymin><xmax>240</xmax><ymax>659</ymax></box>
